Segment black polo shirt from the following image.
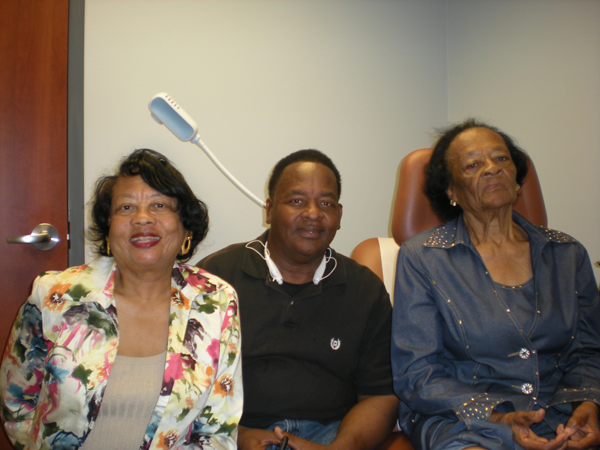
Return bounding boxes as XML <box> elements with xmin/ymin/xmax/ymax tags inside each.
<box><xmin>197</xmin><ymin>231</ymin><xmax>393</xmax><ymax>429</ymax></box>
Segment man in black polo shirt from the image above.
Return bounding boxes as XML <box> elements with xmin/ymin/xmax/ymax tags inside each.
<box><xmin>198</xmin><ymin>150</ymin><xmax>398</xmax><ymax>450</ymax></box>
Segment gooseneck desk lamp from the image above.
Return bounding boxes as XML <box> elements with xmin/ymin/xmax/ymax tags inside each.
<box><xmin>148</xmin><ymin>92</ymin><xmax>266</xmax><ymax>208</ymax></box>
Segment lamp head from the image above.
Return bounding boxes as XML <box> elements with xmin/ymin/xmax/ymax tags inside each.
<box><xmin>149</xmin><ymin>92</ymin><xmax>199</xmax><ymax>142</ymax></box>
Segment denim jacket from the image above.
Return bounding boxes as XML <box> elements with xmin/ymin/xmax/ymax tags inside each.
<box><xmin>391</xmin><ymin>212</ymin><xmax>600</xmax><ymax>435</ymax></box>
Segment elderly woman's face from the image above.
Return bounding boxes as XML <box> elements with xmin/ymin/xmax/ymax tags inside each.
<box><xmin>445</xmin><ymin>127</ymin><xmax>519</xmax><ymax>216</ymax></box>
<box><xmin>108</xmin><ymin>175</ymin><xmax>187</xmax><ymax>273</ymax></box>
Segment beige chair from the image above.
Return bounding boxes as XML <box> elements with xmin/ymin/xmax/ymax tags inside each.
<box><xmin>351</xmin><ymin>147</ymin><xmax>548</xmax><ymax>299</ymax></box>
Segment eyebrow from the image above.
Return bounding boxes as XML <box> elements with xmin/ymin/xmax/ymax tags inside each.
<box><xmin>122</xmin><ymin>190</ymin><xmax>164</xmax><ymax>197</ymax></box>
<box><xmin>287</xmin><ymin>189</ymin><xmax>337</xmax><ymax>199</ymax></box>
<box><xmin>114</xmin><ymin>192</ymin><xmax>169</xmax><ymax>202</ymax></box>
<box><xmin>461</xmin><ymin>146</ymin><xmax>509</xmax><ymax>158</ymax></box>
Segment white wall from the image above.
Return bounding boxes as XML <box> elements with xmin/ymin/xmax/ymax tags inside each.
<box><xmin>447</xmin><ymin>0</ymin><xmax>600</xmax><ymax>267</ymax></box>
<box><xmin>84</xmin><ymin>0</ymin><xmax>600</xmax><ymax>274</ymax></box>
<box><xmin>84</xmin><ymin>0</ymin><xmax>448</xmax><ymax>262</ymax></box>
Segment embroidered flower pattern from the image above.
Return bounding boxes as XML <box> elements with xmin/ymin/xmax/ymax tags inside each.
<box><xmin>44</xmin><ymin>283</ymin><xmax>70</xmax><ymax>311</ymax></box>
<box><xmin>156</xmin><ymin>430</ymin><xmax>179</xmax><ymax>449</ymax></box>
<box><xmin>171</xmin><ymin>287</ymin><xmax>190</xmax><ymax>309</ymax></box>
<box><xmin>214</xmin><ymin>374</ymin><xmax>235</xmax><ymax>397</ymax></box>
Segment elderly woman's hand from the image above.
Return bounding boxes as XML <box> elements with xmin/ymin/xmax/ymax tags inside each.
<box><xmin>491</xmin><ymin>409</ymin><xmax>571</xmax><ymax>450</ymax></box>
<box><xmin>555</xmin><ymin>401</ymin><xmax>600</xmax><ymax>450</ymax></box>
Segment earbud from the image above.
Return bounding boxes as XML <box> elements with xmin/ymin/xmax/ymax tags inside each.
<box><xmin>264</xmin><ymin>252</ymin><xmax>284</xmax><ymax>285</ymax></box>
<box><xmin>312</xmin><ymin>255</ymin><xmax>327</xmax><ymax>285</ymax></box>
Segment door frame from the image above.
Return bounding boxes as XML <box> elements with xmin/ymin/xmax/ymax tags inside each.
<box><xmin>68</xmin><ymin>0</ymin><xmax>85</xmax><ymax>265</ymax></box>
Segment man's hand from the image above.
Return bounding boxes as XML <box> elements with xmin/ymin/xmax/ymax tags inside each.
<box><xmin>274</xmin><ymin>426</ymin><xmax>326</xmax><ymax>450</ymax></box>
<box><xmin>238</xmin><ymin>426</ymin><xmax>283</xmax><ymax>450</ymax></box>
<box><xmin>243</xmin><ymin>395</ymin><xmax>398</xmax><ymax>450</ymax></box>
<box><xmin>270</xmin><ymin>395</ymin><xmax>398</xmax><ymax>450</ymax></box>
<box><xmin>491</xmin><ymin>409</ymin><xmax>571</xmax><ymax>450</ymax></box>
<box><xmin>556</xmin><ymin>402</ymin><xmax>600</xmax><ymax>450</ymax></box>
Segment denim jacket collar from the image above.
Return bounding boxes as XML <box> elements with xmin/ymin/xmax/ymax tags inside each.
<box><xmin>423</xmin><ymin>210</ymin><xmax>575</xmax><ymax>254</ymax></box>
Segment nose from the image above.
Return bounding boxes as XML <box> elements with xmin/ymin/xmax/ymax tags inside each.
<box><xmin>132</xmin><ymin>205</ymin><xmax>154</xmax><ymax>224</ymax></box>
<box><xmin>483</xmin><ymin>158</ymin><xmax>501</xmax><ymax>176</ymax></box>
<box><xmin>302</xmin><ymin>201</ymin><xmax>323</xmax><ymax>220</ymax></box>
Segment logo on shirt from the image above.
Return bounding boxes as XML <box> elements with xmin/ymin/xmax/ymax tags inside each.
<box><xmin>330</xmin><ymin>338</ymin><xmax>341</xmax><ymax>350</ymax></box>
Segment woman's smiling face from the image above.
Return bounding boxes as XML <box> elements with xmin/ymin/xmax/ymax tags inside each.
<box><xmin>108</xmin><ymin>175</ymin><xmax>187</xmax><ymax>273</ymax></box>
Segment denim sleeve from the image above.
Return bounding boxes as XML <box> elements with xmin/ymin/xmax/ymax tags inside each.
<box><xmin>391</xmin><ymin>242</ymin><xmax>507</xmax><ymax>424</ymax></box>
<box><xmin>550</xmin><ymin>245</ymin><xmax>600</xmax><ymax>407</ymax></box>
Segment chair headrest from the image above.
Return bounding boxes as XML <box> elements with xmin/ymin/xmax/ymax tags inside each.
<box><xmin>391</xmin><ymin>148</ymin><xmax>547</xmax><ymax>245</ymax></box>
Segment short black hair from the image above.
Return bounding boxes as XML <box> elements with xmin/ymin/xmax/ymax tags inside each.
<box><xmin>268</xmin><ymin>149</ymin><xmax>342</xmax><ymax>199</ymax></box>
<box><xmin>88</xmin><ymin>148</ymin><xmax>209</xmax><ymax>261</ymax></box>
<box><xmin>425</xmin><ymin>118</ymin><xmax>529</xmax><ymax>222</ymax></box>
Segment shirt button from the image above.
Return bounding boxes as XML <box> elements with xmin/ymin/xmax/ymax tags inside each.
<box><xmin>519</xmin><ymin>348</ymin><xmax>531</xmax><ymax>359</ymax></box>
<box><xmin>521</xmin><ymin>383</ymin><xmax>533</xmax><ymax>395</ymax></box>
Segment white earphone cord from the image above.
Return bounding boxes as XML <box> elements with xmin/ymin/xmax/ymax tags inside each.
<box><xmin>245</xmin><ymin>240</ymin><xmax>336</xmax><ymax>285</ymax></box>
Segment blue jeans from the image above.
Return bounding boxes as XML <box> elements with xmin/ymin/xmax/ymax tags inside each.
<box><xmin>266</xmin><ymin>419</ymin><xmax>341</xmax><ymax>449</ymax></box>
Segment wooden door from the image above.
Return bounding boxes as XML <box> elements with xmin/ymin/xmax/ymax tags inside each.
<box><xmin>0</xmin><ymin>0</ymin><xmax>69</xmax><ymax>447</ymax></box>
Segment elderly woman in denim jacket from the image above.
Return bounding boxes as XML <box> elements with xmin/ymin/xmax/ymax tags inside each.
<box><xmin>392</xmin><ymin>119</ymin><xmax>600</xmax><ymax>450</ymax></box>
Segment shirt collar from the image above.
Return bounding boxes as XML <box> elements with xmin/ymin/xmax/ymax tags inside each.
<box><xmin>422</xmin><ymin>211</ymin><xmax>576</xmax><ymax>250</ymax></box>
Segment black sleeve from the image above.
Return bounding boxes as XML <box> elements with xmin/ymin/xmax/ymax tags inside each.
<box><xmin>350</xmin><ymin>261</ymin><xmax>394</xmax><ymax>396</ymax></box>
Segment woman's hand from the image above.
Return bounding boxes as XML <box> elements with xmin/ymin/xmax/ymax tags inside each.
<box><xmin>556</xmin><ymin>402</ymin><xmax>600</xmax><ymax>450</ymax></box>
<box><xmin>491</xmin><ymin>409</ymin><xmax>571</xmax><ymax>450</ymax></box>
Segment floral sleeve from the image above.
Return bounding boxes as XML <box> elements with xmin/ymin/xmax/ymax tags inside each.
<box><xmin>187</xmin><ymin>285</ymin><xmax>243</xmax><ymax>450</ymax></box>
<box><xmin>146</xmin><ymin>267</ymin><xmax>243</xmax><ymax>450</ymax></box>
<box><xmin>0</xmin><ymin>274</ymin><xmax>50</xmax><ymax>448</ymax></box>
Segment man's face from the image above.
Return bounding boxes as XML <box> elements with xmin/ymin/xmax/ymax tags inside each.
<box><xmin>266</xmin><ymin>161</ymin><xmax>342</xmax><ymax>266</ymax></box>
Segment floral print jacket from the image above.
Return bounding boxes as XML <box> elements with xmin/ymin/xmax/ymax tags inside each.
<box><xmin>0</xmin><ymin>257</ymin><xmax>242</xmax><ymax>450</ymax></box>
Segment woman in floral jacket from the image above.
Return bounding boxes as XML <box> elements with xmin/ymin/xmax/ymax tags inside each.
<box><xmin>0</xmin><ymin>149</ymin><xmax>242</xmax><ymax>450</ymax></box>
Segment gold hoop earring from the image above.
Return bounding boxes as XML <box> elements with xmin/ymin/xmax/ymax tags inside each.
<box><xmin>106</xmin><ymin>238</ymin><xmax>111</xmax><ymax>256</ymax></box>
<box><xmin>181</xmin><ymin>235</ymin><xmax>192</xmax><ymax>255</ymax></box>
<box><xmin>450</xmin><ymin>200</ymin><xmax>457</xmax><ymax>207</ymax></box>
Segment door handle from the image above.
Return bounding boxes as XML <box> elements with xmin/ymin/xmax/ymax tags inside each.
<box><xmin>7</xmin><ymin>223</ymin><xmax>60</xmax><ymax>251</ymax></box>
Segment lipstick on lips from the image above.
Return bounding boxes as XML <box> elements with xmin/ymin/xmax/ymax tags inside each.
<box><xmin>130</xmin><ymin>233</ymin><xmax>161</xmax><ymax>248</ymax></box>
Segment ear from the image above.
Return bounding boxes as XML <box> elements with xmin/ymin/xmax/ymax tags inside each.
<box><xmin>446</xmin><ymin>184</ymin><xmax>456</xmax><ymax>204</ymax></box>
<box><xmin>336</xmin><ymin>203</ymin><xmax>343</xmax><ymax>230</ymax></box>
<box><xmin>265</xmin><ymin>198</ymin><xmax>273</xmax><ymax>224</ymax></box>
